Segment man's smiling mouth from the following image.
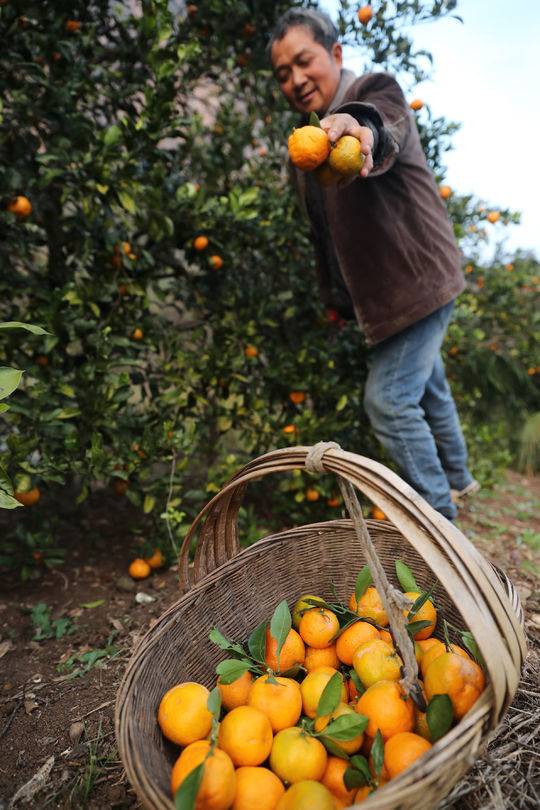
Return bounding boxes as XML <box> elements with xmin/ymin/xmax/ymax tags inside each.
<box><xmin>298</xmin><ymin>88</ymin><xmax>316</xmax><ymax>104</ymax></box>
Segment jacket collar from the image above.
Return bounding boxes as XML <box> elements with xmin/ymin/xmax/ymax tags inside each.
<box><xmin>326</xmin><ymin>68</ymin><xmax>357</xmax><ymax>114</ymax></box>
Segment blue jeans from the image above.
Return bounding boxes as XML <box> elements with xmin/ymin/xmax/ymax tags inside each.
<box><xmin>364</xmin><ymin>301</ymin><xmax>473</xmax><ymax>520</ymax></box>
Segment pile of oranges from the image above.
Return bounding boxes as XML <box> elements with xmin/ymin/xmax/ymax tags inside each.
<box><xmin>157</xmin><ymin>562</ymin><xmax>486</xmax><ymax>809</ymax></box>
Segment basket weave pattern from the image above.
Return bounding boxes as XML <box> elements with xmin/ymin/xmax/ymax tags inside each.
<box><xmin>115</xmin><ymin>446</ymin><xmax>526</xmax><ymax>810</ymax></box>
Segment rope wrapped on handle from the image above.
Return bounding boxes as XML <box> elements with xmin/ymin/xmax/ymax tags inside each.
<box><xmin>305</xmin><ymin>442</ymin><xmax>424</xmax><ymax>709</ymax></box>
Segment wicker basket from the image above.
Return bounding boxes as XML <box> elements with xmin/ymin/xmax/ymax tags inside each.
<box><xmin>115</xmin><ymin>445</ymin><xmax>526</xmax><ymax>810</ymax></box>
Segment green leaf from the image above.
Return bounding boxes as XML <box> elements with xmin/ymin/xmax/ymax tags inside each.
<box><xmin>354</xmin><ymin>565</ymin><xmax>372</xmax><ymax>603</ymax></box>
<box><xmin>143</xmin><ymin>494</ymin><xmax>156</xmax><ymax>514</ymax></box>
<box><xmin>323</xmin><ymin>713</ymin><xmax>368</xmax><ymax>740</ymax></box>
<box><xmin>406</xmin><ymin>620</ymin><xmax>432</xmax><ymax>637</ymax></box>
<box><xmin>460</xmin><ymin>631</ymin><xmax>486</xmax><ymax>669</ymax></box>
<box><xmin>0</xmin><ymin>367</ymin><xmax>23</xmax><ymax>400</ymax></box>
<box><xmin>208</xmin><ymin>628</ymin><xmax>246</xmax><ymax>659</ymax></box>
<box><xmin>309</xmin><ymin>111</ymin><xmax>321</xmax><ymax>127</ymax></box>
<box><xmin>0</xmin><ymin>490</ymin><xmax>22</xmax><ymax>509</ymax></box>
<box><xmin>80</xmin><ymin>599</ymin><xmax>105</xmax><ymax>609</ymax></box>
<box><xmin>63</xmin><ymin>290</ymin><xmax>83</xmax><ymax>306</ymax></box>
<box><xmin>0</xmin><ymin>403</ymin><xmax>9</xmax><ymax>414</ymax></box>
<box><xmin>351</xmin><ymin>754</ymin><xmax>372</xmax><ymax>785</ymax></box>
<box><xmin>345</xmin><ymin>756</ymin><xmax>371</xmax><ymax>789</ymax></box>
<box><xmin>349</xmin><ymin>668</ymin><xmax>365</xmax><ymax>696</ymax></box>
<box><xmin>175</xmin><ymin>762</ymin><xmax>204</xmax><ymax>810</ymax></box>
<box><xmin>0</xmin><ymin>322</ymin><xmax>50</xmax><ymax>335</ymax></box>
<box><xmin>207</xmin><ymin>687</ymin><xmax>221</xmax><ymax>720</ymax></box>
<box><xmin>336</xmin><ymin>393</ymin><xmax>348</xmax><ymax>412</ymax></box>
<box><xmin>215</xmin><ymin>658</ymin><xmax>252</xmax><ymax>685</ymax></box>
<box><xmin>118</xmin><ymin>190</ymin><xmax>136</xmax><ymax>213</ymax></box>
<box><xmin>371</xmin><ymin>729</ymin><xmax>384</xmax><ymax>776</ymax></box>
<box><xmin>320</xmin><ymin>737</ymin><xmax>350</xmax><ymax>759</ymax></box>
<box><xmin>407</xmin><ymin>589</ymin><xmax>434</xmax><ymax>621</ymax></box>
<box><xmin>395</xmin><ymin>560</ymin><xmax>418</xmax><ymax>592</ymax></box>
<box><xmin>426</xmin><ymin>694</ymin><xmax>453</xmax><ymax>742</ymax></box>
<box><xmin>269</xmin><ymin>600</ymin><xmax>291</xmax><ymax>672</ymax></box>
<box><xmin>248</xmin><ymin>621</ymin><xmax>267</xmax><ymax>663</ymax></box>
<box><xmin>103</xmin><ymin>124</ymin><xmax>122</xmax><ymax>146</ymax></box>
<box><xmin>316</xmin><ymin>672</ymin><xmax>343</xmax><ymax>718</ymax></box>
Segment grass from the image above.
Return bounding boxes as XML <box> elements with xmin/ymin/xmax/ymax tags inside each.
<box><xmin>69</xmin><ymin>722</ymin><xmax>117</xmax><ymax>808</ymax></box>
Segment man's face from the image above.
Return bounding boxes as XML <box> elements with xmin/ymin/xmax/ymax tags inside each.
<box><xmin>271</xmin><ymin>25</ymin><xmax>342</xmax><ymax>115</ymax></box>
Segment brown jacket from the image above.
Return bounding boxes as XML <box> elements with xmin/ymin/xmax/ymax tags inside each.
<box><xmin>291</xmin><ymin>70</ymin><xmax>465</xmax><ymax>345</ymax></box>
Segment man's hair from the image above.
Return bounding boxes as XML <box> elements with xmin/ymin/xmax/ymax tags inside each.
<box><xmin>267</xmin><ymin>8</ymin><xmax>338</xmax><ymax>60</ymax></box>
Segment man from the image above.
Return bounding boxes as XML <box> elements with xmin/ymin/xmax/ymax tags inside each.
<box><xmin>270</xmin><ymin>8</ymin><xmax>478</xmax><ymax>520</ymax></box>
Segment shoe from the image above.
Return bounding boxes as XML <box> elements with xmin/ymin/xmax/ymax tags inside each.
<box><xmin>450</xmin><ymin>479</ymin><xmax>480</xmax><ymax>505</ymax></box>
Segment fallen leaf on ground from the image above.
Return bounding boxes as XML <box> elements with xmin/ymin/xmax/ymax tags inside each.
<box><xmin>69</xmin><ymin>721</ymin><xmax>84</xmax><ymax>746</ymax></box>
<box><xmin>0</xmin><ymin>640</ymin><xmax>14</xmax><ymax>659</ymax></box>
<box><xmin>9</xmin><ymin>754</ymin><xmax>54</xmax><ymax>807</ymax></box>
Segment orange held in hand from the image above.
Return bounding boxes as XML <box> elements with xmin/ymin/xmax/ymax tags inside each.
<box><xmin>328</xmin><ymin>135</ymin><xmax>365</xmax><ymax>177</ymax></box>
<box><xmin>170</xmin><ymin>740</ymin><xmax>236</xmax><ymax>808</ymax></box>
<box><xmin>288</xmin><ymin>126</ymin><xmax>330</xmax><ymax>171</ymax></box>
<box><xmin>158</xmin><ymin>682</ymin><xmax>213</xmax><ymax>746</ymax></box>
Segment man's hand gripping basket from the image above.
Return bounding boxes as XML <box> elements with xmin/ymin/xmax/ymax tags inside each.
<box><xmin>115</xmin><ymin>444</ymin><xmax>526</xmax><ymax>809</ymax></box>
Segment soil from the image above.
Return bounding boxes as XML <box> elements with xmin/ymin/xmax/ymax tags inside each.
<box><xmin>0</xmin><ymin>470</ymin><xmax>539</xmax><ymax>809</ymax></box>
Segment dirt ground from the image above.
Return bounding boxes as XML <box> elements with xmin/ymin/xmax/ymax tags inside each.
<box><xmin>1</xmin><ymin>470</ymin><xmax>539</xmax><ymax>809</ymax></box>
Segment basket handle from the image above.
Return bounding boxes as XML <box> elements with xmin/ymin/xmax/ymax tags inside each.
<box><xmin>180</xmin><ymin>443</ymin><xmax>449</xmax><ymax>591</ymax></box>
<box><xmin>178</xmin><ymin>443</ymin><xmax>526</xmax><ymax>726</ymax></box>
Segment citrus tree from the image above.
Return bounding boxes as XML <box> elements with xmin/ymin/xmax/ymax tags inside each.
<box><xmin>0</xmin><ymin>0</ymin><xmax>537</xmax><ymax>575</ymax></box>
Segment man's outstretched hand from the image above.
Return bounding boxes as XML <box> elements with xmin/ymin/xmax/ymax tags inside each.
<box><xmin>320</xmin><ymin>112</ymin><xmax>374</xmax><ymax>177</ymax></box>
